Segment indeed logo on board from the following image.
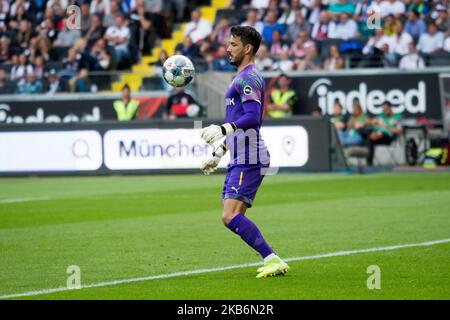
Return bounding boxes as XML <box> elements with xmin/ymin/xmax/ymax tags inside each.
<box><xmin>308</xmin><ymin>78</ymin><xmax>426</xmax><ymax>115</ymax></box>
<box><xmin>0</xmin><ymin>105</ymin><xmax>101</xmax><ymax>124</ymax></box>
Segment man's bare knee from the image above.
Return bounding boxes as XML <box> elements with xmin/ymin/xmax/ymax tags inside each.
<box><xmin>221</xmin><ymin>211</ymin><xmax>237</xmax><ymax>226</ymax></box>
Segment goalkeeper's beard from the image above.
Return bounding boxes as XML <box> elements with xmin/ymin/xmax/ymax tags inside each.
<box><xmin>229</xmin><ymin>52</ymin><xmax>244</xmax><ymax>67</ymax></box>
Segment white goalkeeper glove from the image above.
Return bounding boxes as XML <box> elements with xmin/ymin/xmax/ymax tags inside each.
<box><xmin>201</xmin><ymin>144</ymin><xmax>227</xmax><ymax>175</ymax></box>
<box><xmin>200</xmin><ymin>123</ymin><xmax>236</xmax><ymax>145</ymax></box>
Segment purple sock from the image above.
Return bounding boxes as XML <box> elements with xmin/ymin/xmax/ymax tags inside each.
<box><xmin>227</xmin><ymin>213</ymin><xmax>274</xmax><ymax>259</ymax></box>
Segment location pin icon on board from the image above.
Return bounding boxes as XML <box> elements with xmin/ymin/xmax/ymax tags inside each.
<box><xmin>282</xmin><ymin>136</ymin><xmax>295</xmax><ymax>156</ymax></box>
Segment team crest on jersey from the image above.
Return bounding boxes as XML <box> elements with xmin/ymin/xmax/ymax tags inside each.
<box><xmin>243</xmin><ymin>85</ymin><xmax>253</xmax><ymax>95</ymax></box>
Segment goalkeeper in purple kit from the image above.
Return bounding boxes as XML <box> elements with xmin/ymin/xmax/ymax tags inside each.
<box><xmin>200</xmin><ymin>26</ymin><xmax>289</xmax><ymax>278</ymax></box>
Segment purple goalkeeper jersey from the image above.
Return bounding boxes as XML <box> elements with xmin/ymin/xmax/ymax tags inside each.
<box><xmin>224</xmin><ymin>64</ymin><xmax>270</xmax><ymax>167</ymax></box>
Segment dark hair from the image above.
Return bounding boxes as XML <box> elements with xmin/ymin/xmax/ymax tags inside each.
<box><xmin>383</xmin><ymin>101</ymin><xmax>392</xmax><ymax>107</ymax></box>
<box><xmin>122</xmin><ymin>84</ymin><xmax>130</xmax><ymax>91</ymax></box>
<box><xmin>312</xmin><ymin>106</ymin><xmax>322</xmax><ymax>115</ymax></box>
<box><xmin>278</xmin><ymin>73</ymin><xmax>291</xmax><ymax>80</ymax></box>
<box><xmin>230</xmin><ymin>26</ymin><xmax>262</xmax><ymax>55</ymax></box>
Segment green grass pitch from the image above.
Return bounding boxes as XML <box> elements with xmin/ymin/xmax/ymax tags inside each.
<box><xmin>0</xmin><ymin>172</ymin><xmax>449</xmax><ymax>299</ymax></box>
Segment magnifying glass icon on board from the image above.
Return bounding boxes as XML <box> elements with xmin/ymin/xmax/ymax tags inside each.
<box><xmin>72</xmin><ymin>139</ymin><xmax>91</xmax><ymax>160</ymax></box>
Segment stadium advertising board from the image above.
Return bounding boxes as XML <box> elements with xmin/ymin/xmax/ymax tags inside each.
<box><xmin>0</xmin><ymin>118</ymin><xmax>329</xmax><ymax>175</ymax></box>
<box><xmin>0</xmin><ymin>131</ymin><xmax>102</xmax><ymax>172</ymax></box>
<box><xmin>269</xmin><ymin>72</ymin><xmax>442</xmax><ymax>120</ymax></box>
<box><xmin>103</xmin><ymin>126</ymin><xmax>309</xmax><ymax>170</ymax></box>
<box><xmin>0</xmin><ymin>96</ymin><xmax>167</xmax><ymax>124</ymax></box>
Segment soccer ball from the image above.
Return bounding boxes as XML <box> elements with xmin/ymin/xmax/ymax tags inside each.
<box><xmin>162</xmin><ymin>55</ymin><xmax>195</xmax><ymax>87</ymax></box>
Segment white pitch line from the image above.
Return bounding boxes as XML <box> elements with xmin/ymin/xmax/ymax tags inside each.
<box><xmin>0</xmin><ymin>197</ymin><xmax>52</xmax><ymax>204</ymax></box>
<box><xmin>1</xmin><ymin>238</ymin><xmax>449</xmax><ymax>300</ymax></box>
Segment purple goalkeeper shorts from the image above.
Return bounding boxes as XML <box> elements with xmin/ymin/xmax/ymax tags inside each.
<box><xmin>222</xmin><ymin>164</ymin><xmax>269</xmax><ymax>208</ymax></box>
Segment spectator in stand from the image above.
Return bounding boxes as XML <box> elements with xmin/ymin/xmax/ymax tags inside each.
<box><xmin>212</xmin><ymin>44</ymin><xmax>235</xmax><ymax>72</ymax></box>
<box><xmin>405</xmin><ymin>0</ymin><xmax>429</xmax><ymax>16</ymax></box>
<box><xmin>12</xmin><ymin>19</ymin><xmax>35</xmax><ymax>52</ymax></box>
<box><xmin>90</xmin><ymin>38</ymin><xmax>112</xmax><ymax>71</ymax></box>
<box><xmin>79</xmin><ymin>2</ymin><xmax>92</xmax><ymax>34</ymax></box>
<box><xmin>380</xmin><ymin>43</ymin><xmax>398</xmax><ymax>67</ymax></box>
<box><xmin>311</xmin><ymin>10</ymin><xmax>331</xmax><ymax>41</ymax></box>
<box><xmin>289</xmin><ymin>31</ymin><xmax>313</xmax><ymax>60</ymax></box>
<box><xmin>417</xmin><ymin>22</ymin><xmax>445</xmax><ymax>54</ymax></box>
<box><xmin>330</xmin><ymin>99</ymin><xmax>347</xmax><ymax>134</ymax></box>
<box><xmin>399</xmin><ymin>41</ymin><xmax>425</xmax><ymax>69</ymax></box>
<box><xmin>61</xmin><ymin>48</ymin><xmax>88</xmax><ymax>92</ymax></box>
<box><xmin>103</xmin><ymin>0</ymin><xmax>121</xmax><ymax>28</ymax></box>
<box><xmin>367</xmin><ymin>101</ymin><xmax>402</xmax><ymax>167</ymax></box>
<box><xmin>379</xmin><ymin>0</ymin><xmax>405</xmax><ymax>19</ymax></box>
<box><xmin>120</xmin><ymin>0</ymin><xmax>138</xmax><ymax>14</ymax></box>
<box><xmin>53</xmin><ymin>18</ymin><xmax>82</xmax><ymax>48</ymax></box>
<box><xmin>104</xmin><ymin>14</ymin><xmax>131</xmax><ymax>67</ymax></box>
<box><xmin>10</xmin><ymin>53</ymin><xmax>33</xmax><ymax>81</ymax></box>
<box><xmin>263</xmin><ymin>0</ymin><xmax>283</xmax><ymax>21</ymax></box>
<box><xmin>323</xmin><ymin>44</ymin><xmax>344</xmax><ymax>70</ymax></box>
<box><xmin>45</xmin><ymin>68</ymin><xmax>69</xmax><ymax>94</ymax></box>
<box><xmin>296</xmin><ymin>42</ymin><xmax>321</xmax><ymax>71</ymax></box>
<box><xmin>0</xmin><ymin>36</ymin><xmax>10</xmax><ymax>63</ymax></box>
<box><xmin>311</xmin><ymin>106</ymin><xmax>323</xmax><ymax>117</ymax></box>
<box><xmin>0</xmin><ymin>0</ymin><xmax>10</xmax><ymax>30</ymax></box>
<box><xmin>435</xmin><ymin>4</ymin><xmax>450</xmax><ymax>36</ymax></box>
<box><xmin>445</xmin><ymin>36</ymin><xmax>450</xmax><ymax>53</ymax></box>
<box><xmin>255</xmin><ymin>44</ymin><xmax>273</xmax><ymax>71</ymax></box>
<box><xmin>24</xmin><ymin>37</ymin><xmax>39</xmax><ymax>64</ymax></box>
<box><xmin>90</xmin><ymin>0</ymin><xmax>112</xmax><ymax>15</ymax></box>
<box><xmin>306</xmin><ymin>0</ymin><xmax>322</xmax><ymax>26</ymax></box>
<box><xmin>404</xmin><ymin>11</ymin><xmax>427</xmax><ymax>42</ymax></box>
<box><xmin>0</xmin><ymin>69</ymin><xmax>14</xmax><ymax>94</ymax></box>
<box><xmin>8</xmin><ymin>3</ymin><xmax>31</xmax><ymax>31</ymax></box>
<box><xmin>85</xmin><ymin>13</ymin><xmax>105</xmax><ymax>52</ymax></box>
<box><xmin>362</xmin><ymin>27</ymin><xmax>394</xmax><ymax>56</ymax></box>
<box><xmin>129</xmin><ymin>0</ymin><xmax>159</xmax><ymax>57</ymax></box>
<box><xmin>270</xmin><ymin>29</ymin><xmax>289</xmax><ymax>60</ymax></box>
<box><xmin>39</xmin><ymin>18</ymin><xmax>58</xmax><ymax>44</ymax></box>
<box><xmin>277</xmin><ymin>0</ymin><xmax>302</xmax><ymax>25</ymax></box>
<box><xmin>266</xmin><ymin>73</ymin><xmax>298</xmax><ymax>118</ymax></box>
<box><xmin>113</xmin><ymin>84</ymin><xmax>140</xmax><ymax>121</ymax></box>
<box><xmin>37</xmin><ymin>37</ymin><xmax>50</xmax><ymax>63</ymax></box>
<box><xmin>251</xmin><ymin>0</ymin><xmax>270</xmax><ymax>10</ymax></box>
<box><xmin>210</xmin><ymin>15</ymin><xmax>231</xmax><ymax>46</ymax></box>
<box><xmin>338</xmin><ymin>98</ymin><xmax>369</xmax><ymax>147</ymax></box>
<box><xmin>354</xmin><ymin>0</ymin><xmax>374</xmax><ymax>38</ymax></box>
<box><xmin>272</xmin><ymin>48</ymin><xmax>295</xmax><ymax>72</ymax></box>
<box><xmin>164</xmin><ymin>86</ymin><xmax>201</xmax><ymax>119</ymax></box>
<box><xmin>9</xmin><ymin>0</ymin><xmax>30</xmax><ymax>18</ymax></box>
<box><xmin>391</xmin><ymin>21</ymin><xmax>413</xmax><ymax>57</ymax></box>
<box><xmin>262</xmin><ymin>10</ymin><xmax>285</xmax><ymax>45</ymax></box>
<box><xmin>383</xmin><ymin>14</ymin><xmax>400</xmax><ymax>36</ymax></box>
<box><xmin>285</xmin><ymin>8</ymin><xmax>311</xmax><ymax>43</ymax></box>
<box><xmin>15</xmin><ymin>71</ymin><xmax>43</xmax><ymax>94</ymax></box>
<box><xmin>241</xmin><ymin>8</ymin><xmax>264</xmax><ymax>35</ymax></box>
<box><xmin>33</xmin><ymin>55</ymin><xmax>46</xmax><ymax>79</ymax></box>
<box><xmin>328</xmin><ymin>12</ymin><xmax>358</xmax><ymax>40</ymax></box>
<box><xmin>175</xmin><ymin>36</ymin><xmax>201</xmax><ymax>59</ymax></box>
<box><xmin>184</xmin><ymin>8</ymin><xmax>213</xmax><ymax>44</ymax></box>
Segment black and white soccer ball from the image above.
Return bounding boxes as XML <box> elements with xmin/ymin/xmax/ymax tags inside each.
<box><xmin>162</xmin><ymin>55</ymin><xmax>195</xmax><ymax>87</ymax></box>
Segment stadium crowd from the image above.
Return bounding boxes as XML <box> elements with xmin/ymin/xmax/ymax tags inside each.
<box><xmin>0</xmin><ymin>0</ymin><xmax>208</xmax><ymax>94</ymax></box>
<box><xmin>0</xmin><ymin>0</ymin><xmax>449</xmax><ymax>95</ymax></box>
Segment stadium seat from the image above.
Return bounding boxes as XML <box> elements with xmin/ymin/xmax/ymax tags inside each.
<box><xmin>373</xmin><ymin>135</ymin><xmax>405</xmax><ymax>167</ymax></box>
<box><xmin>344</xmin><ymin>146</ymin><xmax>369</xmax><ymax>174</ymax></box>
